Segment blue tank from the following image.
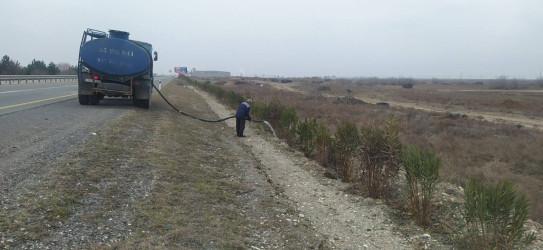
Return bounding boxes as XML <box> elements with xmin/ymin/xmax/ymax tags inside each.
<box><xmin>79</xmin><ymin>38</ymin><xmax>151</xmax><ymax>76</ymax></box>
<box><xmin>79</xmin><ymin>30</ymin><xmax>152</xmax><ymax>76</ymax></box>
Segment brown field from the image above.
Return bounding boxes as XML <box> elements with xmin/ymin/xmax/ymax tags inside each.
<box><xmin>202</xmin><ymin>76</ymin><xmax>543</xmax><ymax>224</ymax></box>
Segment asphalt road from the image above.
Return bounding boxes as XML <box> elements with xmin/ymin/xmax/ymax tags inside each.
<box><xmin>0</xmin><ymin>76</ymin><xmax>173</xmax><ymax>116</ymax></box>
<box><xmin>0</xmin><ymin>76</ymin><xmax>174</xmax><ymax>204</ymax></box>
<box><xmin>0</xmin><ymin>81</ymin><xmax>77</xmax><ymax>116</ymax></box>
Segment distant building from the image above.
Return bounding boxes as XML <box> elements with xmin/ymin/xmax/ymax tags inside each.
<box><xmin>190</xmin><ymin>68</ymin><xmax>230</xmax><ymax>78</ymax></box>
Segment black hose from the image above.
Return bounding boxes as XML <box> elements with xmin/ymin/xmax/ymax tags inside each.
<box><xmin>151</xmin><ymin>81</ymin><xmax>278</xmax><ymax>138</ymax></box>
<box><xmin>151</xmin><ymin>81</ymin><xmax>236</xmax><ymax>122</ymax></box>
<box><xmin>152</xmin><ymin>81</ymin><xmax>266</xmax><ymax>123</ymax></box>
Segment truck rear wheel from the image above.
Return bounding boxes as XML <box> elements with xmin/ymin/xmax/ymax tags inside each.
<box><xmin>140</xmin><ymin>98</ymin><xmax>151</xmax><ymax>109</ymax></box>
<box><xmin>132</xmin><ymin>84</ymin><xmax>152</xmax><ymax>109</ymax></box>
<box><xmin>78</xmin><ymin>94</ymin><xmax>89</xmax><ymax>105</ymax></box>
<box><xmin>133</xmin><ymin>98</ymin><xmax>150</xmax><ymax>109</ymax></box>
<box><xmin>89</xmin><ymin>94</ymin><xmax>100</xmax><ymax>105</ymax></box>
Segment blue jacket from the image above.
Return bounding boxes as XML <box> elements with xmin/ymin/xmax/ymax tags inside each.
<box><xmin>235</xmin><ymin>102</ymin><xmax>251</xmax><ymax>120</ymax></box>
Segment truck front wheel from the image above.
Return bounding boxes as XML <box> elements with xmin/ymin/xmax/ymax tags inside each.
<box><xmin>78</xmin><ymin>94</ymin><xmax>89</xmax><ymax>105</ymax></box>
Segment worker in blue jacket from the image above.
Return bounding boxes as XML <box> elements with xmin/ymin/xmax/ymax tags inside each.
<box><xmin>235</xmin><ymin>99</ymin><xmax>253</xmax><ymax>137</ymax></box>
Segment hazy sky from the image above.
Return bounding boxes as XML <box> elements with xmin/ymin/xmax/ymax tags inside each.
<box><xmin>1</xmin><ymin>0</ymin><xmax>542</xmax><ymax>78</ymax></box>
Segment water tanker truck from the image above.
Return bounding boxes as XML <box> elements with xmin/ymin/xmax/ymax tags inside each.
<box><xmin>78</xmin><ymin>28</ymin><xmax>158</xmax><ymax>108</ymax></box>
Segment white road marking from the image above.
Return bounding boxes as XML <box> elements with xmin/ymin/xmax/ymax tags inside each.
<box><xmin>0</xmin><ymin>85</ymin><xmax>75</xmax><ymax>94</ymax></box>
<box><xmin>0</xmin><ymin>94</ymin><xmax>77</xmax><ymax>110</ymax></box>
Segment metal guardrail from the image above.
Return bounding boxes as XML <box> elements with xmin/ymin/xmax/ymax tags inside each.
<box><xmin>0</xmin><ymin>75</ymin><xmax>77</xmax><ymax>85</ymax></box>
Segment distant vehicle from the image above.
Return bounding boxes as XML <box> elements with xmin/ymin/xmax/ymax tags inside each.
<box><xmin>77</xmin><ymin>28</ymin><xmax>158</xmax><ymax>108</ymax></box>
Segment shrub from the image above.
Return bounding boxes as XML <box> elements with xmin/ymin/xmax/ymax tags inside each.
<box><xmin>315</xmin><ymin>122</ymin><xmax>333</xmax><ymax>167</ymax></box>
<box><xmin>399</xmin><ymin>78</ymin><xmax>414</xmax><ymax>87</ymax></box>
<box><xmin>264</xmin><ymin>99</ymin><xmax>284</xmax><ymax>123</ymax></box>
<box><xmin>278</xmin><ymin>106</ymin><xmax>298</xmax><ymax>145</ymax></box>
<box><xmin>317</xmin><ymin>86</ymin><xmax>331</xmax><ymax>91</ymax></box>
<box><xmin>463</xmin><ymin>178</ymin><xmax>535</xmax><ymax>249</ymax></box>
<box><xmin>402</xmin><ymin>144</ymin><xmax>441</xmax><ymax>226</ymax></box>
<box><xmin>334</xmin><ymin>121</ymin><xmax>359</xmax><ymax>182</ymax></box>
<box><xmin>234</xmin><ymin>80</ymin><xmax>250</xmax><ymax>85</ymax></box>
<box><xmin>250</xmin><ymin>99</ymin><xmax>298</xmax><ymax>143</ymax></box>
<box><xmin>248</xmin><ymin>100</ymin><xmax>273</xmax><ymax>122</ymax></box>
<box><xmin>359</xmin><ymin>116</ymin><xmax>402</xmax><ymax>198</ymax></box>
<box><xmin>296</xmin><ymin>118</ymin><xmax>318</xmax><ymax>157</ymax></box>
<box><xmin>224</xmin><ymin>90</ymin><xmax>245</xmax><ymax>108</ymax></box>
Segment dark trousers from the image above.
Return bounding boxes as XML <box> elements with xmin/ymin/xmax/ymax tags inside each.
<box><xmin>236</xmin><ymin>117</ymin><xmax>246</xmax><ymax>136</ymax></box>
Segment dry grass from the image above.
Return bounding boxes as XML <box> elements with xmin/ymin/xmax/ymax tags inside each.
<box><xmin>116</xmin><ymin>93</ymin><xmax>248</xmax><ymax>248</ymax></box>
<box><xmin>214</xmin><ymin>77</ymin><xmax>543</xmax><ymax>224</ymax></box>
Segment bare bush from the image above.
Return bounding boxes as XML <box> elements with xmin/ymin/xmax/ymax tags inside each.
<box><xmin>402</xmin><ymin>83</ymin><xmax>413</xmax><ymax>89</ymax></box>
<box><xmin>317</xmin><ymin>86</ymin><xmax>331</xmax><ymax>91</ymax></box>
<box><xmin>333</xmin><ymin>96</ymin><xmax>367</xmax><ymax>105</ymax></box>
<box><xmin>234</xmin><ymin>80</ymin><xmax>249</xmax><ymax>85</ymax></box>
<box><xmin>488</xmin><ymin>76</ymin><xmax>525</xmax><ymax>90</ymax></box>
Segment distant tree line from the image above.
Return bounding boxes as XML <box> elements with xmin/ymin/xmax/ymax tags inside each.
<box><xmin>0</xmin><ymin>55</ymin><xmax>76</xmax><ymax>75</ymax></box>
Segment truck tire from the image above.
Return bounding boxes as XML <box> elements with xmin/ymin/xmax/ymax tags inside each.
<box><xmin>140</xmin><ymin>98</ymin><xmax>151</xmax><ymax>109</ymax></box>
<box><xmin>89</xmin><ymin>94</ymin><xmax>100</xmax><ymax>105</ymax></box>
<box><xmin>132</xmin><ymin>83</ymin><xmax>152</xmax><ymax>109</ymax></box>
<box><xmin>133</xmin><ymin>98</ymin><xmax>150</xmax><ymax>109</ymax></box>
<box><xmin>78</xmin><ymin>94</ymin><xmax>89</xmax><ymax>105</ymax></box>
